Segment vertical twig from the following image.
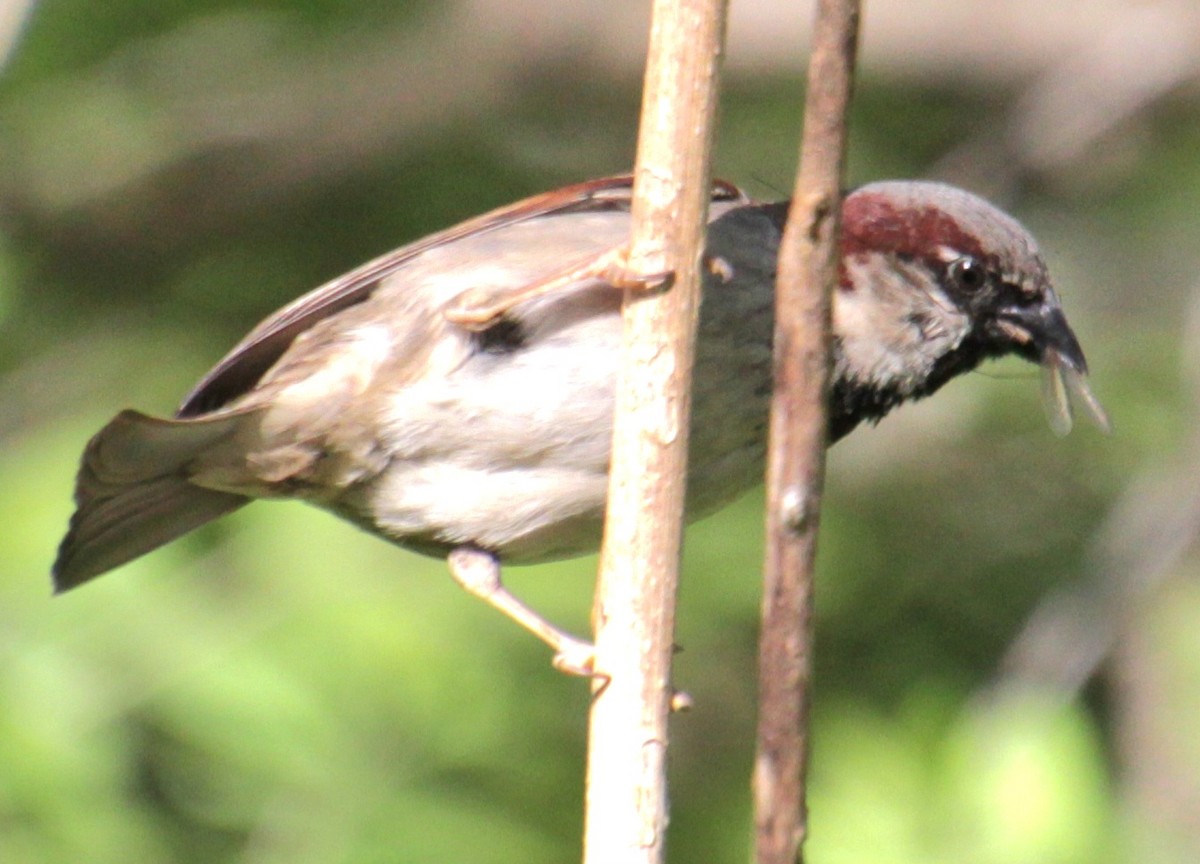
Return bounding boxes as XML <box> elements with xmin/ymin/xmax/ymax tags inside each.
<box><xmin>754</xmin><ymin>2</ymin><xmax>860</xmax><ymax>863</ymax></box>
<box><xmin>582</xmin><ymin>1</ymin><xmax>728</xmax><ymax>863</ymax></box>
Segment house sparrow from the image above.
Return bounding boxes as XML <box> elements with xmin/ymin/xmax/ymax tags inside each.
<box><xmin>52</xmin><ymin>175</ymin><xmax>1107</xmax><ymax>672</ymax></box>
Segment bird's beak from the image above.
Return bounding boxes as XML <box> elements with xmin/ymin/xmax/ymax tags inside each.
<box><xmin>996</xmin><ymin>293</ymin><xmax>1088</xmax><ymax>372</ymax></box>
<box><xmin>995</xmin><ymin>292</ymin><xmax>1111</xmax><ymax>436</ymax></box>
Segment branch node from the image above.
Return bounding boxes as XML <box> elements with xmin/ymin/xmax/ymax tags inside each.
<box><xmin>780</xmin><ymin>486</ymin><xmax>816</xmax><ymax>535</ymax></box>
<box><xmin>669</xmin><ymin>690</ymin><xmax>694</xmax><ymax>713</ymax></box>
<box><xmin>803</xmin><ymin>193</ymin><xmax>835</xmax><ymax>241</ymax></box>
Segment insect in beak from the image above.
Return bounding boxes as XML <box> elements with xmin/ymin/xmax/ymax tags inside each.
<box><xmin>1040</xmin><ymin>346</ymin><xmax>1111</xmax><ymax>436</ymax></box>
<box><xmin>995</xmin><ymin>297</ymin><xmax>1111</xmax><ymax>436</ymax></box>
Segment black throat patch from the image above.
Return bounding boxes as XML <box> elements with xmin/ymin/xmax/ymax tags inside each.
<box><xmin>828</xmin><ymin>330</ymin><xmax>999</xmax><ymax>442</ymax></box>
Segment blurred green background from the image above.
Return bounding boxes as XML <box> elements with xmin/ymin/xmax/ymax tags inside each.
<box><xmin>2</xmin><ymin>1</ymin><xmax>1198</xmax><ymax>862</ymax></box>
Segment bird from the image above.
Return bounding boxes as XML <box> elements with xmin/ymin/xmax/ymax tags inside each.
<box><xmin>52</xmin><ymin>174</ymin><xmax>1108</xmax><ymax>673</ymax></box>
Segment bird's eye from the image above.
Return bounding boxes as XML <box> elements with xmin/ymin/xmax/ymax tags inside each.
<box><xmin>948</xmin><ymin>256</ymin><xmax>987</xmax><ymax>292</ymax></box>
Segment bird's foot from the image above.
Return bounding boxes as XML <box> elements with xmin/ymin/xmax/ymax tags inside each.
<box><xmin>443</xmin><ymin>246</ymin><xmax>673</xmax><ymax>331</ymax></box>
<box><xmin>447</xmin><ymin>546</ymin><xmax>598</xmax><ymax>677</ymax></box>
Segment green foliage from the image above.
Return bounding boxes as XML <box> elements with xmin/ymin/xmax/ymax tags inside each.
<box><xmin>2</xmin><ymin>3</ymin><xmax>1199</xmax><ymax>862</ymax></box>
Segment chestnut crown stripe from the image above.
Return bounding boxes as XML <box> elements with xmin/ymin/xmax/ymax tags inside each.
<box><xmin>752</xmin><ymin>186</ymin><xmax>1047</xmax><ymax>300</ymax></box>
<box><xmin>838</xmin><ymin>183</ymin><xmax>1049</xmax><ymax>300</ymax></box>
<box><xmin>842</xmin><ymin>195</ymin><xmax>987</xmax><ymax>263</ymax></box>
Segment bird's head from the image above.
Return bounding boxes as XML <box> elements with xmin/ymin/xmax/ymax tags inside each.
<box><xmin>826</xmin><ymin>180</ymin><xmax>1108</xmax><ymax>440</ymax></box>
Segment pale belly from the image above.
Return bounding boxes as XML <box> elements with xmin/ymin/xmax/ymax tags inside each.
<box><xmin>329</xmin><ymin>309</ymin><xmax>770</xmax><ymax>563</ymax></box>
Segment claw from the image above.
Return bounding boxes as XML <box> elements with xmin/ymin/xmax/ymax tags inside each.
<box><xmin>551</xmin><ymin>640</ymin><xmax>598</xmax><ymax>677</ymax></box>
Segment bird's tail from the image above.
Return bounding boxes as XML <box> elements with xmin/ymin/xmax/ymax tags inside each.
<box><xmin>53</xmin><ymin>410</ymin><xmax>250</xmax><ymax>592</ymax></box>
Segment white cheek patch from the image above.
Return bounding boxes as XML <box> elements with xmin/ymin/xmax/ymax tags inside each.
<box><xmin>835</xmin><ymin>256</ymin><xmax>972</xmax><ymax>392</ymax></box>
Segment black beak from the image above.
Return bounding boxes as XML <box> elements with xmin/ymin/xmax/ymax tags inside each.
<box><xmin>995</xmin><ymin>293</ymin><xmax>1089</xmax><ymax>374</ymax></box>
<box><xmin>994</xmin><ymin>290</ymin><xmax>1110</xmax><ymax>435</ymax></box>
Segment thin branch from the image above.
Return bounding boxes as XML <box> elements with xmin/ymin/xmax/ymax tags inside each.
<box><xmin>581</xmin><ymin>1</ymin><xmax>728</xmax><ymax>863</ymax></box>
<box><xmin>754</xmin><ymin>2</ymin><xmax>859</xmax><ymax>863</ymax></box>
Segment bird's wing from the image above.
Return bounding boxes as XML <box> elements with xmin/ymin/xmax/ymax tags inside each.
<box><xmin>178</xmin><ymin>176</ymin><xmax>745</xmax><ymax>418</ymax></box>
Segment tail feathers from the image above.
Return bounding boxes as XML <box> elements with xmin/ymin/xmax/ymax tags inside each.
<box><xmin>53</xmin><ymin>410</ymin><xmax>251</xmax><ymax>592</ymax></box>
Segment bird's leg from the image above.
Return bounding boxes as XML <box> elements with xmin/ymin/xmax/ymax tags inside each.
<box><xmin>446</xmin><ymin>547</ymin><xmax>596</xmax><ymax>676</ymax></box>
<box><xmin>443</xmin><ymin>245</ymin><xmax>673</xmax><ymax>331</ymax></box>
